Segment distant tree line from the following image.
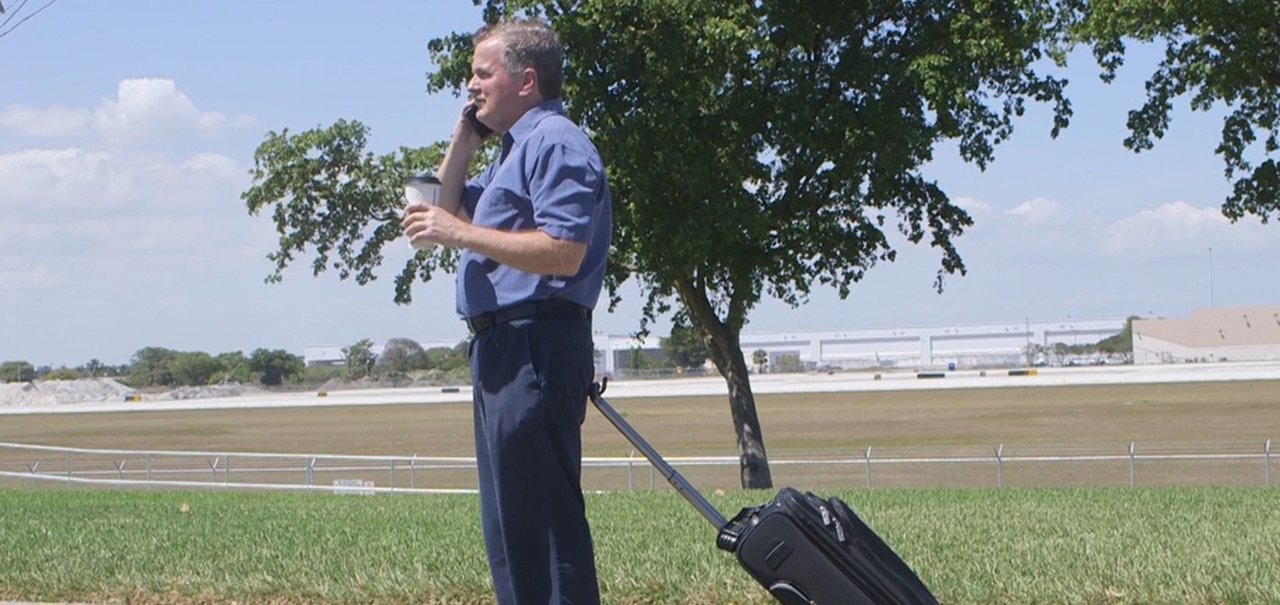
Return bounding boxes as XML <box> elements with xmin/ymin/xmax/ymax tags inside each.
<box><xmin>0</xmin><ymin>337</ymin><xmax>474</xmax><ymax>388</ymax></box>
<box><xmin>1</xmin><ymin>358</ymin><xmax>127</xmax><ymax>384</ymax></box>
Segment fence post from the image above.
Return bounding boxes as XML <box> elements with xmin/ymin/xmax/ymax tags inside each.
<box><xmin>225</xmin><ymin>454</ymin><xmax>231</xmax><ymax>487</ymax></box>
<box><xmin>627</xmin><ymin>450</ymin><xmax>636</xmax><ymax>491</ymax></box>
<box><xmin>410</xmin><ymin>454</ymin><xmax>418</xmax><ymax>490</ymax></box>
<box><xmin>146</xmin><ymin>454</ymin><xmax>153</xmax><ymax>489</ymax></box>
<box><xmin>391</xmin><ymin>459</ymin><xmax>397</xmax><ymax>493</ymax></box>
<box><xmin>114</xmin><ymin>459</ymin><xmax>126</xmax><ymax>481</ymax></box>
<box><xmin>1128</xmin><ymin>442</ymin><xmax>1136</xmax><ymax>487</ymax></box>
<box><xmin>864</xmin><ymin>447</ymin><xmax>873</xmax><ymax>489</ymax></box>
<box><xmin>307</xmin><ymin>457</ymin><xmax>316</xmax><ymax>491</ymax></box>
<box><xmin>26</xmin><ymin>461</ymin><xmax>39</xmax><ymax>489</ymax></box>
<box><xmin>994</xmin><ymin>444</ymin><xmax>1005</xmax><ymax>489</ymax></box>
<box><xmin>1266</xmin><ymin>439</ymin><xmax>1272</xmax><ymax>487</ymax></box>
<box><xmin>66</xmin><ymin>450</ymin><xmax>72</xmax><ymax>486</ymax></box>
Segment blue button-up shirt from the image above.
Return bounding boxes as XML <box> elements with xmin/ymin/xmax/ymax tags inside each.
<box><xmin>457</xmin><ymin>99</ymin><xmax>612</xmax><ymax>318</ymax></box>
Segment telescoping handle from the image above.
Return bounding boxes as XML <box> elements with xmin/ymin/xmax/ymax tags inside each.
<box><xmin>589</xmin><ymin>379</ymin><xmax>728</xmax><ymax>530</ymax></box>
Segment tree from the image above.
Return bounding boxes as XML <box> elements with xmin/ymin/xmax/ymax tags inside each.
<box><xmin>342</xmin><ymin>339</ymin><xmax>377</xmax><ymax>381</ymax></box>
<box><xmin>0</xmin><ymin>360</ymin><xmax>36</xmax><ymax>383</ymax></box>
<box><xmin>1096</xmin><ymin>315</ymin><xmax>1137</xmax><ymax>355</ymax></box>
<box><xmin>424</xmin><ymin>340</ymin><xmax>470</xmax><ymax>373</ymax></box>
<box><xmin>84</xmin><ymin>358</ymin><xmax>104</xmax><ymax>378</ymax></box>
<box><xmin>1076</xmin><ymin>0</ymin><xmax>1280</xmax><ymax>223</ymax></box>
<box><xmin>752</xmin><ymin>349</ymin><xmax>769</xmax><ymax>374</ymax></box>
<box><xmin>379</xmin><ymin>337</ymin><xmax>429</xmax><ymax>374</ymax></box>
<box><xmin>241</xmin><ymin>121</ymin><xmax>463</xmax><ymax>305</ymax></box>
<box><xmin>42</xmin><ymin>367</ymin><xmax>82</xmax><ymax>381</ymax></box>
<box><xmin>244</xmin><ymin>2</ymin><xmax>1075</xmax><ymax>488</ymax></box>
<box><xmin>660</xmin><ymin>317</ymin><xmax>710</xmax><ymax>371</ymax></box>
<box><xmin>169</xmin><ymin>352</ymin><xmax>223</xmax><ymax>386</ymax></box>
<box><xmin>215</xmin><ymin>351</ymin><xmax>255</xmax><ymax>384</ymax></box>
<box><xmin>128</xmin><ymin>347</ymin><xmax>179</xmax><ymax>387</ymax></box>
<box><xmin>248</xmin><ymin>348</ymin><xmax>304</xmax><ymax>386</ymax></box>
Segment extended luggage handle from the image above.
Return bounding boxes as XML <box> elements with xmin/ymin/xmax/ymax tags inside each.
<box><xmin>589</xmin><ymin>379</ymin><xmax>729</xmax><ymax>530</ymax></box>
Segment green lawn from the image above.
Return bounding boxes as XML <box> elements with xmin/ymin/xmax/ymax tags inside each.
<box><xmin>2</xmin><ymin>487</ymin><xmax>1277</xmax><ymax>604</ymax></box>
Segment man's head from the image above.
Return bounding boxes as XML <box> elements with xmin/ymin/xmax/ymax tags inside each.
<box><xmin>468</xmin><ymin>19</ymin><xmax>564</xmax><ymax>134</ymax></box>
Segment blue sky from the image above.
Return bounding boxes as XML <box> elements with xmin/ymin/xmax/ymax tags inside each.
<box><xmin>2</xmin><ymin>2</ymin><xmax>1277</xmax><ymax>368</ymax></box>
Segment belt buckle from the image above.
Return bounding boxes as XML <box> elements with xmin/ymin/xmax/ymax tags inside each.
<box><xmin>466</xmin><ymin>313</ymin><xmax>493</xmax><ymax>336</ymax></box>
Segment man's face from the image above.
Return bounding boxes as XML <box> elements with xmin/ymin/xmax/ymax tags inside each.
<box><xmin>468</xmin><ymin>38</ymin><xmax>536</xmax><ymax>134</ymax></box>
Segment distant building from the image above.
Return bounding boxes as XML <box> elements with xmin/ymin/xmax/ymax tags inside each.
<box><xmin>1132</xmin><ymin>306</ymin><xmax>1280</xmax><ymax>364</ymax></box>
<box><xmin>596</xmin><ymin>317</ymin><xmax>1127</xmax><ymax>376</ymax></box>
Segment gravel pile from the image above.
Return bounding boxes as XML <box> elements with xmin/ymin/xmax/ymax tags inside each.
<box><xmin>0</xmin><ymin>378</ymin><xmax>134</xmax><ymax>406</ymax></box>
<box><xmin>0</xmin><ymin>379</ymin><xmax>261</xmax><ymax>406</ymax></box>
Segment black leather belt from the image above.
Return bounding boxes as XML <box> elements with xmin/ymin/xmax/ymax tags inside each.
<box><xmin>465</xmin><ymin>298</ymin><xmax>591</xmax><ymax>336</ymax></box>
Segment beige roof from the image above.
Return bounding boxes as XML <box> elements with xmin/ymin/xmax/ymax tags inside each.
<box><xmin>1133</xmin><ymin>306</ymin><xmax>1280</xmax><ymax>347</ymax></box>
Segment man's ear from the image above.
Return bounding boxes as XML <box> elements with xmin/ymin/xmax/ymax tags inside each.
<box><xmin>519</xmin><ymin>67</ymin><xmax>540</xmax><ymax>98</ymax></box>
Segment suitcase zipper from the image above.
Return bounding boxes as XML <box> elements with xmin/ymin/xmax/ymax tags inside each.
<box><xmin>778</xmin><ymin>489</ymin><xmax>898</xmax><ymax>604</ymax></box>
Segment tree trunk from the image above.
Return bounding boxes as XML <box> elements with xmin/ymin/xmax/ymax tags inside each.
<box><xmin>675</xmin><ymin>278</ymin><xmax>774</xmax><ymax>490</ymax></box>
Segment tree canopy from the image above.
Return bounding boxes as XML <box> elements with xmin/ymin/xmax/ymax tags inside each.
<box><xmin>425</xmin><ymin>0</ymin><xmax>1077</xmax><ymax>487</ymax></box>
<box><xmin>244</xmin><ymin>1</ymin><xmax>1081</xmax><ymax>488</ymax></box>
<box><xmin>246</xmin><ymin>1</ymin><xmax>1280</xmax><ymax>487</ymax></box>
<box><xmin>1076</xmin><ymin>0</ymin><xmax>1280</xmax><ymax>223</ymax></box>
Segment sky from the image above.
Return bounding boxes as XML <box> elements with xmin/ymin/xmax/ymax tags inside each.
<box><xmin>2</xmin><ymin>2</ymin><xmax>1278</xmax><ymax>368</ymax></box>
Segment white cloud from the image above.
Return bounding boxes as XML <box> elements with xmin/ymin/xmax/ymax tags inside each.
<box><xmin>0</xmin><ymin>104</ymin><xmax>94</xmax><ymax>139</ymax></box>
<box><xmin>0</xmin><ymin>147</ymin><xmax>245</xmax><ymax>214</ymax></box>
<box><xmin>1006</xmin><ymin>197</ymin><xmax>1067</xmax><ymax>226</ymax></box>
<box><xmin>0</xmin><ymin>77</ymin><xmax>263</xmax><ymax>320</ymax></box>
<box><xmin>1</xmin><ymin>79</ymin><xmax>254</xmax><ymax>147</ymax></box>
<box><xmin>1101</xmin><ymin>201</ymin><xmax>1261</xmax><ymax>259</ymax></box>
<box><xmin>93</xmin><ymin>78</ymin><xmax>255</xmax><ymax>144</ymax></box>
<box><xmin>952</xmin><ymin>196</ymin><xmax>992</xmax><ymax>219</ymax></box>
<box><xmin>0</xmin><ymin>148</ymin><xmax>121</xmax><ymax>209</ymax></box>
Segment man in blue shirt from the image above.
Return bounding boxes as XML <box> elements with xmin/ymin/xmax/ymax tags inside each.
<box><xmin>402</xmin><ymin>18</ymin><xmax>611</xmax><ymax>605</ymax></box>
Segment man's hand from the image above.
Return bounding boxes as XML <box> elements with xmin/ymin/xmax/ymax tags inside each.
<box><xmin>402</xmin><ymin>204</ymin><xmax>469</xmax><ymax>250</ymax></box>
<box><xmin>402</xmin><ymin>204</ymin><xmax>587</xmax><ymax>275</ymax></box>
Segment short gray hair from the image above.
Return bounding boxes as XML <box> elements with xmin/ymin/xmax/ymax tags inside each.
<box><xmin>475</xmin><ymin>19</ymin><xmax>564</xmax><ymax>100</ymax></box>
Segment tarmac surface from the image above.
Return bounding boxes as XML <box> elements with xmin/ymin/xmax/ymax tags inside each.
<box><xmin>3</xmin><ymin>360</ymin><xmax>1279</xmax><ymax>416</ymax></box>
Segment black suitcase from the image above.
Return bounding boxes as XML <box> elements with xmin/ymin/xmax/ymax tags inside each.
<box><xmin>589</xmin><ymin>379</ymin><xmax>939</xmax><ymax>605</ymax></box>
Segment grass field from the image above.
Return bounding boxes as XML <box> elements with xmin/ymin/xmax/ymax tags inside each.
<box><xmin>1</xmin><ymin>379</ymin><xmax>1278</xmax><ymax>603</ymax></box>
<box><xmin>1</xmin><ymin>487</ymin><xmax>1277</xmax><ymax>605</ymax></box>
<box><xmin>3</xmin><ymin>379</ymin><xmax>1278</xmax><ymax>490</ymax></box>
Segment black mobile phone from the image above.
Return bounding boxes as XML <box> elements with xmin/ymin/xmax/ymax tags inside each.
<box><xmin>464</xmin><ymin>104</ymin><xmax>494</xmax><ymax>139</ymax></box>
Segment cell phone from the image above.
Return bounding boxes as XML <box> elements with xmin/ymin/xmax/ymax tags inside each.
<box><xmin>464</xmin><ymin>104</ymin><xmax>494</xmax><ymax>139</ymax></box>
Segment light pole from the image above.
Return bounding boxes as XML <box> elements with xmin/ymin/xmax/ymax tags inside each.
<box><xmin>1208</xmin><ymin>247</ymin><xmax>1215</xmax><ymax>308</ymax></box>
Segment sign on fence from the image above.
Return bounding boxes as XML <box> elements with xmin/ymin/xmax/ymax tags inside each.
<box><xmin>332</xmin><ymin>478</ymin><xmax>375</xmax><ymax>495</ymax></box>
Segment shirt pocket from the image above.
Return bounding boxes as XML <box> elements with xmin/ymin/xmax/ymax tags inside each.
<box><xmin>474</xmin><ymin>184</ymin><xmax>535</xmax><ymax>230</ymax></box>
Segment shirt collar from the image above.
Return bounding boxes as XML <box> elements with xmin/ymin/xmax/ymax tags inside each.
<box><xmin>506</xmin><ymin>98</ymin><xmax>566</xmax><ymax>143</ymax></box>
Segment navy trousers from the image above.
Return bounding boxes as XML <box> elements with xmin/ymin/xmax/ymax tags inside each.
<box><xmin>469</xmin><ymin>314</ymin><xmax>601</xmax><ymax>605</ymax></box>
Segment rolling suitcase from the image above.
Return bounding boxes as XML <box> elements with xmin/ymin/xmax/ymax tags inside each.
<box><xmin>589</xmin><ymin>379</ymin><xmax>939</xmax><ymax>605</ymax></box>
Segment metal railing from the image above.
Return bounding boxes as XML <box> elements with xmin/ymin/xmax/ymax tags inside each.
<box><xmin>0</xmin><ymin>440</ymin><xmax>1272</xmax><ymax>493</ymax></box>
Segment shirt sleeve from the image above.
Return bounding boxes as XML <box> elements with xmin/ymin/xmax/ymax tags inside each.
<box><xmin>530</xmin><ymin>142</ymin><xmax>601</xmax><ymax>243</ymax></box>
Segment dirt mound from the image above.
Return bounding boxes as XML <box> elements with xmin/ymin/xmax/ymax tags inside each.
<box><xmin>0</xmin><ymin>378</ymin><xmax>134</xmax><ymax>406</ymax></box>
<box><xmin>166</xmin><ymin>383</ymin><xmax>254</xmax><ymax>400</ymax></box>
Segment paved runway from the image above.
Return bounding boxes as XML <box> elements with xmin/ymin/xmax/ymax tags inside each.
<box><xmin>3</xmin><ymin>360</ymin><xmax>1278</xmax><ymax>416</ymax></box>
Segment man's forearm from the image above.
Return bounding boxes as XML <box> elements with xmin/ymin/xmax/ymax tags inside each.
<box><xmin>436</xmin><ymin>137</ymin><xmax>474</xmax><ymax>219</ymax></box>
<box><xmin>455</xmin><ymin>225</ymin><xmax>587</xmax><ymax>277</ymax></box>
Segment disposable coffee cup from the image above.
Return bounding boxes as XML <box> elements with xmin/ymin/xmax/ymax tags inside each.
<box><xmin>404</xmin><ymin>174</ymin><xmax>442</xmax><ymax>207</ymax></box>
<box><xmin>404</xmin><ymin>174</ymin><xmax>442</xmax><ymax>249</ymax></box>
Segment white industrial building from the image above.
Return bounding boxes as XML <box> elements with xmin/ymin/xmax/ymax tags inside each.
<box><xmin>1132</xmin><ymin>306</ymin><xmax>1280</xmax><ymax>364</ymax></box>
<box><xmin>596</xmin><ymin>317</ymin><xmax>1127</xmax><ymax>376</ymax></box>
